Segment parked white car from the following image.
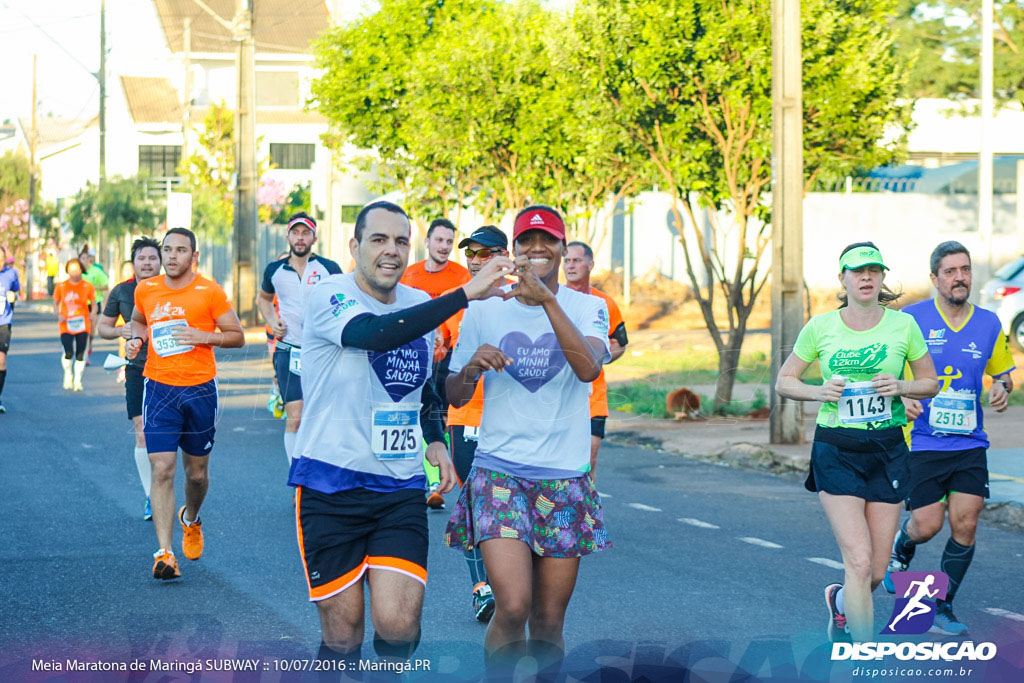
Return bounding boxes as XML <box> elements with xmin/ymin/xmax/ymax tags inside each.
<box><xmin>979</xmin><ymin>256</ymin><xmax>1024</xmax><ymax>351</ymax></box>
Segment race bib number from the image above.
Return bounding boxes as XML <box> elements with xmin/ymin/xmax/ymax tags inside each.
<box><xmin>371</xmin><ymin>402</ymin><xmax>422</xmax><ymax>460</ymax></box>
<box><xmin>289</xmin><ymin>347</ymin><xmax>301</xmax><ymax>376</ymax></box>
<box><xmin>463</xmin><ymin>426</ymin><xmax>480</xmax><ymax>442</ymax></box>
<box><xmin>928</xmin><ymin>390</ymin><xmax>976</xmax><ymax>435</ymax></box>
<box><xmin>66</xmin><ymin>315</ymin><xmax>86</xmax><ymax>334</ymax></box>
<box><xmin>838</xmin><ymin>381</ymin><xmax>892</xmax><ymax>425</ymax></box>
<box><xmin>150</xmin><ymin>319</ymin><xmax>194</xmax><ymax>358</ymax></box>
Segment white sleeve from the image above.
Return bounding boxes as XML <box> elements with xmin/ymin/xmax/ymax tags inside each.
<box><xmin>579</xmin><ymin>295</ymin><xmax>612</xmax><ymax>364</ymax></box>
<box><xmin>448</xmin><ymin>304</ymin><xmax>481</xmax><ymax>374</ymax></box>
<box><xmin>303</xmin><ymin>279</ymin><xmax>368</xmax><ymax>348</ymax></box>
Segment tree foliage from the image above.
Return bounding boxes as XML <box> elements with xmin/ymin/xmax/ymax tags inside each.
<box><xmin>67</xmin><ymin>176</ymin><xmax>160</xmax><ymax>242</ymax></box>
<box><xmin>0</xmin><ymin>151</ymin><xmax>31</xmax><ymax>211</ymax></box>
<box><xmin>311</xmin><ymin>0</ymin><xmax>911</xmax><ymax>411</ymax></box>
<box><xmin>895</xmin><ymin>0</ymin><xmax>1024</xmax><ymax>104</ymax></box>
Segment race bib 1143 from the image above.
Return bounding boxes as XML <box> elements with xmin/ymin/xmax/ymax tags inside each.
<box><xmin>838</xmin><ymin>380</ymin><xmax>892</xmax><ymax>425</ymax></box>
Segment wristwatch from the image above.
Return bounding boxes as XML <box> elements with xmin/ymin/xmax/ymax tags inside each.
<box><xmin>995</xmin><ymin>378</ymin><xmax>1012</xmax><ymax>393</ymax></box>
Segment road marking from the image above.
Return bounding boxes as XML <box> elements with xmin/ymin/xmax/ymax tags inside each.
<box><xmin>678</xmin><ymin>518</ymin><xmax>720</xmax><ymax>529</ymax></box>
<box><xmin>597</xmin><ymin>491</ymin><xmax>611</xmax><ymax>499</ymax></box>
<box><xmin>984</xmin><ymin>608</ymin><xmax>1024</xmax><ymax>623</ymax></box>
<box><xmin>990</xmin><ymin>473</ymin><xmax>1024</xmax><ymax>483</ymax></box>
<box><xmin>233</xmin><ymin>427</ymin><xmax>246</xmax><ymax>432</ymax></box>
<box><xmin>81</xmin><ymin>443</ymin><xmax>94</xmax><ymax>449</ymax></box>
<box><xmin>738</xmin><ymin>537</ymin><xmax>783</xmax><ymax>549</ymax></box>
<box><xmin>807</xmin><ymin>557</ymin><xmax>845</xmax><ymax>570</ymax></box>
<box><xmin>627</xmin><ymin>503</ymin><xmax>662</xmax><ymax>512</ymax></box>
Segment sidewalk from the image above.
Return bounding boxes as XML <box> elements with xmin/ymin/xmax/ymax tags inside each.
<box><xmin>606</xmin><ymin>403</ymin><xmax>1024</xmax><ymax>531</ymax></box>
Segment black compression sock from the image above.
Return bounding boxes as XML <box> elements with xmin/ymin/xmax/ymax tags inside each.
<box><xmin>940</xmin><ymin>537</ymin><xmax>975</xmax><ymax>603</ymax></box>
<box><xmin>372</xmin><ymin>632</ymin><xmax>420</xmax><ymax>660</ymax></box>
<box><xmin>0</xmin><ymin>369</ymin><xmax>6</xmax><ymax>397</ymax></box>
<box><xmin>895</xmin><ymin>517</ymin><xmax>917</xmax><ymax>562</ymax></box>
<box><xmin>316</xmin><ymin>641</ymin><xmax>363</xmax><ymax>682</ymax></box>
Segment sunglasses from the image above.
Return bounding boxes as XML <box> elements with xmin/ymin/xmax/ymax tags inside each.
<box><xmin>464</xmin><ymin>247</ymin><xmax>505</xmax><ymax>259</ymax></box>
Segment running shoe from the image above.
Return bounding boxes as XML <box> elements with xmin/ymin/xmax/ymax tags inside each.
<box><xmin>63</xmin><ymin>371</ymin><xmax>73</xmax><ymax>390</ymax></box>
<box><xmin>825</xmin><ymin>583</ymin><xmax>851</xmax><ymax>643</ymax></box>
<box><xmin>178</xmin><ymin>506</ymin><xmax>204</xmax><ymax>560</ymax></box>
<box><xmin>143</xmin><ymin>497</ymin><xmax>152</xmax><ymax>521</ymax></box>
<box><xmin>152</xmin><ymin>549</ymin><xmax>181</xmax><ymax>580</ymax></box>
<box><xmin>0</xmin><ymin>402</ymin><xmax>6</xmax><ymax>414</ymax></box>
<box><xmin>72</xmin><ymin>379</ymin><xmax>83</xmax><ymax>392</ymax></box>
<box><xmin>472</xmin><ymin>582</ymin><xmax>496</xmax><ymax>623</ymax></box>
<box><xmin>274</xmin><ymin>396</ymin><xmax>285</xmax><ymax>419</ymax></box>
<box><xmin>426</xmin><ymin>482</ymin><xmax>445</xmax><ymax>510</ymax></box>
<box><xmin>883</xmin><ymin>530</ymin><xmax>914</xmax><ymax>594</ymax></box>
<box><xmin>930</xmin><ymin>601</ymin><xmax>969</xmax><ymax>637</ymax></box>
<box><xmin>266</xmin><ymin>393</ymin><xmax>278</xmax><ymax>416</ymax></box>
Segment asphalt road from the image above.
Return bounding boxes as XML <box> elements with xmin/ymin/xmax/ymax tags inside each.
<box><xmin>1</xmin><ymin>311</ymin><xmax>1023</xmax><ymax>682</ymax></box>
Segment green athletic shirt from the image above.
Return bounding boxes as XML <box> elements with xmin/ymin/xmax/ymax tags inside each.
<box><xmin>792</xmin><ymin>307</ymin><xmax>929</xmax><ymax>430</ymax></box>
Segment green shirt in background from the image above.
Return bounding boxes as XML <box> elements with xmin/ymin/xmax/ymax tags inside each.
<box><xmin>793</xmin><ymin>307</ymin><xmax>928</xmax><ymax>430</ymax></box>
<box><xmin>81</xmin><ymin>264</ymin><xmax>109</xmax><ymax>304</ymax></box>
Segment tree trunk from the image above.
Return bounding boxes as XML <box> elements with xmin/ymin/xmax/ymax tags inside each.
<box><xmin>713</xmin><ymin>332</ymin><xmax>745</xmax><ymax>412</ymax></box>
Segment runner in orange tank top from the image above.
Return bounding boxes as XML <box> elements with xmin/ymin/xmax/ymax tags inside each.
<box><xmin>563</xmin><ymin>241</ymin><xmax>629</xmax><ymax>483</ymax></box>
<box><xmin>53</xmin><ymin>258</ymin><xmax>96</xmax><ymax>391</ymax></box>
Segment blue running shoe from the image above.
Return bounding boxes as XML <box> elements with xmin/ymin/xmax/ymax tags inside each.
<box><xmin>143</xmin><ymin>497</ymin><xmax>152</xmax><ymax>521</ymax></box>
<box><xmin>929</xmin><ymin>602</ymin><xmax>969</xmax><ymax>637</ymax></box>
<box><xmin>473</xmin><ymin>583</ymin><xmax>495</xmax><ymax>623</ymax></box>
<box><xmin>883</xmin><ymin>529</ymin><xmax>914</xmax><ymax>594</ymax></box>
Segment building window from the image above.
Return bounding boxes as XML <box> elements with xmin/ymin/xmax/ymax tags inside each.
<box><xmin>270</xmin><ymin>143</ymin><xmax>315</xmax><ymax>170</ymax></box>
<box><xmin>139</xmin><ymin>145</ymin><xmax>181</xmax><ymax>177</ymax></box>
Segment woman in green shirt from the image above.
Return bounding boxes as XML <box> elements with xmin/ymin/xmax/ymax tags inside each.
<box><xmin>776</xmin><ymin>242</ymin><xmax>938</xmax><ymax>644</ymax></box>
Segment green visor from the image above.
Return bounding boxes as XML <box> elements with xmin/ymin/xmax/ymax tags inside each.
<box><xmin>840</xmin><ymin>246</ymin><xmax>888</xmax><ymax>271</ymax></box>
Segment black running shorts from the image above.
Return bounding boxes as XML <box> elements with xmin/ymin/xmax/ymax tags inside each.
<box><xmin>296</xmin><ymin>486</ymin><xmax>428</xmax><ymax>602</ymax></box>
<box><xmin>272</xmin><ymin>346</ymin><xmax>303</xmax><ymax>404</ymax></box>
<box><xmin>449</xmin><ymin>424</ymin><xmax>479</xmax><ymax>485</ymax></box>
<box><xmin>125</xmin><ymin>364</ymin><xmax>144</xmax><ymax>419</ymax></box>
<box><xmin>0</xmin><ymin>323</ymin><xmax>10</xmax><ymax>354</ymax></box>
<box><xmin>907</xmin><ymin>447</ymin><xmax>989</xmax><ymax>510</ymax></box>
<box><xmin>805</xmin><ymin>426</ymin><xmax>910</xmax><ymax>503</ymax></box>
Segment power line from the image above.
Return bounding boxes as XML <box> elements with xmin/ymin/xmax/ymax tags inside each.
<box><xmin>0</xmin><ymin>1</ymin><xmax>98</xmax><ymax>79</ymax></box>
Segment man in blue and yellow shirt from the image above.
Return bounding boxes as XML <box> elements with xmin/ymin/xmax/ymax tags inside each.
<box><xmin>885</xmin><ymin>241</ymin><xmax>1015</xmax><ymax>637</ymax></box>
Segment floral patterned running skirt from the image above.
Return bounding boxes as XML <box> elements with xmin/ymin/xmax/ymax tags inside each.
<box><xmin>444</xmin><ymin>466</ymin><xmax>612</xmax><ymax>557</ymax></box>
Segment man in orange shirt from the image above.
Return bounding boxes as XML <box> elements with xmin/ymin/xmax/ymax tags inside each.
<box><xmin>563</xmin><ymin>241</ymin><xmax>628</xmax><ymax>482</ymax></box>
<box><xmin>53</xmin><ymin>258</ymin><xmax>96</xmax><ymax>391</ymax></box>
<box><xmin>442</xmin><ymin>225</ymin><xmax>510</xmax><ymax>622</ymax></box>
<box><xmin>127</xmin><ymin>228</ymin><xmax>245</xmax><ymax>581</ymax></box>
<box><xmin>400</xmin><ymin>218</ymin><xmax>471</xmax><ymax>508</ymax></box>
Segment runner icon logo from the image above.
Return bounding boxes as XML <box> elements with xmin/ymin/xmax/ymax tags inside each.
<box><xmin>881</xmin><ymin>571</ymin><xmax>949</xmax><ymax>635</ymax></box>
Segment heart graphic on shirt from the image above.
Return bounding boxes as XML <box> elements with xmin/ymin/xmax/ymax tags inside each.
<box><xmin>499</xmin><ymin>332</ymin><xmax>567</xmax><ymax>393</ymax></box>
<box><xmin>369</xmin><ymin>337</ymin><xmax>430</xmax><ymax>401</ymax></box>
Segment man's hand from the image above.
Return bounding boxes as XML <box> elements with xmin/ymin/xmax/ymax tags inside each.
<box><xmin>5</xmin><ymin>291</ymin><xmax>14</xmax><ymax>304</ymax></box>
<box><xmin>462</xmin><ymin>256</ymin><xmax>515</xmax><ymax>301</ymax></box>
<box><xmin>126</xmin><ymin>338</ymin><xmax>142</xmax><ymax>360</ymax></box>
<box><xmin>904</xmin><ymin>398</ymin><xmax>924</xmax><ymax>421</ymax></box>
<box><xmin>425</xmin><ymin>442</ymin><xmax>457</xmax><ymax>494</ymax></box>
<box><xmin>467</xmin><ymin>344</ymin><xmax>512</xmax><ymax>377</ymax></box>
<box><xmin>504</xmin><ymin>256</ymin><xmax>555</xmax><ymax>306</ymax></box>
<box><xmin>872</xmin><ymin>373</ymin><xmax>901</xmax><ymax>398</ymax></box>
<box><xmin>820</xmin><ymin>376</ymin><xmax>847</xmax><ymax>403</ymax></box>
<box><xmin>119</xmin><ymin>324</ymin><xmax>133</xmax><ymax>340</ymax></box>
<box><xmin>170</xmin><ymin>325</ymin><xmax>209</xmax><ymax>346</ymax></box>
<box><xmin>269</xmin><ymin>317</ymin><xmax>287</xmax><ymax>339</ymax></box>
<box><xmin>989</xmin><ymin>381</ymin><xmax>1010</xmax><ymax>413</ymax></box>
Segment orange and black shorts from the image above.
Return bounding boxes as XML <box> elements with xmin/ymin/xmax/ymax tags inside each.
<box><xmin>295</xmin><ymin>485</ymin><xmax>429</xmax><ymax>602</ymax></box>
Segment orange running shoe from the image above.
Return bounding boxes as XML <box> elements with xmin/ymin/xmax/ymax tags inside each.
<box><xmin>152</xmin><ymin>549</ymin><xmax>181</xmax><ymax>580</ymax></box>
<box><xmin>179</xmin><ymin>506</ymin><xmax>204</xmax><ymax>560</ymax></box>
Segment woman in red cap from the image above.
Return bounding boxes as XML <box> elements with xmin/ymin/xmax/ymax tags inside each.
<box><xmin>445</xmin><ymin>205</ymin><xmax>612</xmax><ymax>675</ymax></box>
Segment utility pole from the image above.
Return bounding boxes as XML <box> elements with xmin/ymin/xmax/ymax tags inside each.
<box><xmin>769</xmin><ymin>0</ymin><xmax>805</xmax><ymax>445</ymax></box>
<box><xmin>98</xmin><ymin>0</ymin><xmax>107</xmax><ymax>260</ymax></box>
<box><xmin>182</xmin><ymin>17</ymin><xmax>192</xmax><ymax>159</ymax></box>
<box><xmin>233</xmin><ymin>0</ymin><xmax>258</xmax><ymax>325</ymax></box>
<box><xmin>979</xmin><ymin>0</ymin><xmax>994</xmax><ymax>283</ymax></box>
<box><xmin>27</xmin><ymin>55</ymin><xmax>39</xmax><ymax>299</ymax></box>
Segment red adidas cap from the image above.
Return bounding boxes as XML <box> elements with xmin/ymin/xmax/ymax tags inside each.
<box><xmin>287</xmin><ymin>216</ymin><xmax>317</xmax><ymax>236</ymax></box>
<box><xmin>512</xmin><ymin>207</ymin><xmax>565</xmax><ymax>242</ymax></box>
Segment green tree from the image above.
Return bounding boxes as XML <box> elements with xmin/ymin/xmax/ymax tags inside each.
<box><xmin>572</xmin><ymin>0</ymin><xmax>911</xmax><ymax>411</ymax></box>
<box><xmin>0</xmin><ymin>151</ymin><xmax>31</xmax><ymax>210</ymax></box>
<box><xmin>67</xmin><ymin>176</ymin><xmax>159</xmax><ymax>241</ymax></box>
<box><xmin>895</xmin><ymin>0</ymin><xmax>1024</xmax><ymax>104</ymax></box>
<box><xmin>179</xmin><ymin>102</ymin><xmax>235</xmax><ymax>243</ymax></box>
